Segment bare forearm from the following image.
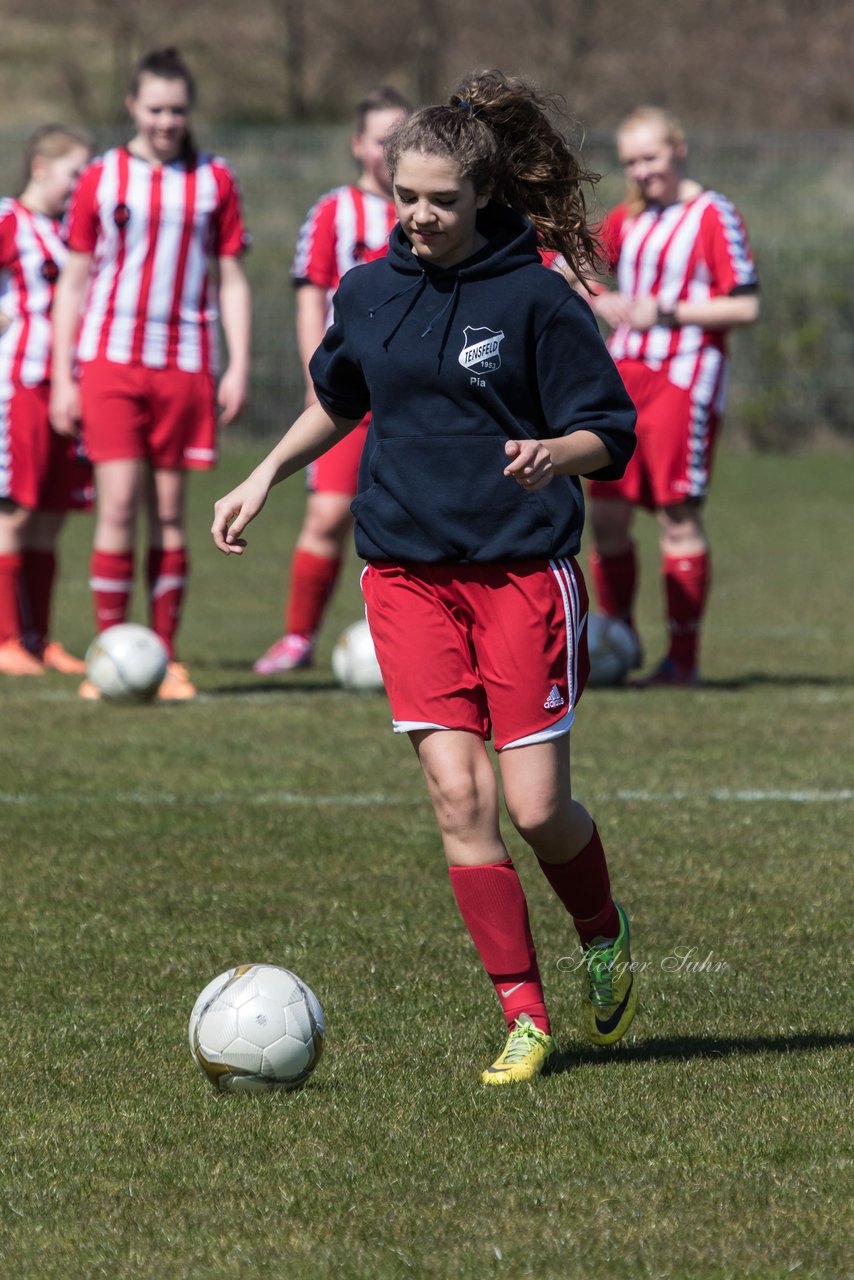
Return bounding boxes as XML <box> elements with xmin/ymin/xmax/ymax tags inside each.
<box><xmin>666</xmin><ymin>293</ymin><xmax>759</xmax><ymax>330</ymax></box>
<box><xmin>548</xmin><ymin>430</ymin><xmax>614</xmax><ymax>475</ymax></box>
<box><xmin>296</xmin><ymin>286</ymin><xmax>328</xmax><ymax>398</ymax></box>
<box><xmin>255</xmin><ymin>402</ymin><xmax>360</xmax><ymax>488</ymax></box>
<box><xmin>219</xmin><ymin>261</ymin><xmax>251</xmax><ymax>376</ymax></box>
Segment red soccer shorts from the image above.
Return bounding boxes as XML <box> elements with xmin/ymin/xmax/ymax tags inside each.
<box><xmin>588</xmin><ymin>357</ymin><xmax>724</xmax><ymax>510</ymax></box>
<box><xmin>1</xmin><ymin>382</ymin><xmax>93</xmax><ymax>511</ymax></box>
<box><xmin>79</xmin><ymin>358</ymin><xmax>217</xmax><ymax>470</ymax></box>
<box><xmin>307</xmin><ymin>415</ymin><xmax>369</xmax><ymax>495</ymax></box>
<box><xmin>361</xmin><ymin>558</ymin><xmax>590</xmax><ymax>751</ymax></box>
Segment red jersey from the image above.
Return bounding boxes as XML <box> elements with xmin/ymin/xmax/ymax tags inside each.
<box><xmin>291</xmin><ymin>184</ymin><xmax>396</xmax><ymax>322</ymax></box>
<box><xmin>0</xmin><ymin>198</ymin><xmax>67</xmax><ymax>388</ymax></box>
<box><xmin>602</xmin><ymin>190</ymin><xmax>757</xmax><ymax>391</ymax></box>
<box><xmin>65</xmin><ymin>147</ymin><xmax>248</xmax><ymax>375</ymax></box>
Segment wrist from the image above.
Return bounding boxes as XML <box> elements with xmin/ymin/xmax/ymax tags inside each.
<box><xmin>655</xmin><ymin>302</ymin><xmax>679</xmax><ymax>328</ymax></box>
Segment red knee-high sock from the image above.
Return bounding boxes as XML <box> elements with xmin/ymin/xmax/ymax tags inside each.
<box><xmin>90</xmin><ymin>549</ymin><xmax>134</xmax><ymax>633</ymax></box>
<box><xmin>21</xmin><ymin>549</ymin><xmax>57</xmax><ymax>649</ymax></box>
<box><xmin>285</xmin><ymin>548</ymin><xmax>342</xmax><ymax>639</ymax></box>
<box><xmin>0</xmin><ymin>553</ymin><xmax>23</xmax><ymax>644</ymax></box>
<box><xmin>147</xmin><ymin>547</ymin><xmax>188</xmax><ymax>661</ymax></box>
<box><xmin>663</xmin><ymin>550</ymin><xmax>709</xmax><ymax>674</ymax></box>
<box><xmin>589</xmin><ymin>543</ymin><xmax>639</xmax><ymax>629</ymax></box>
<box><xmin>537</xmin><ymin>825</ymin><xmax>620</xmax><ymax>945</ymax></box>
<box><xmin>449</xmin><ymin>859</ymin><xmax>550</xmax><ymax>1033</ymax></box>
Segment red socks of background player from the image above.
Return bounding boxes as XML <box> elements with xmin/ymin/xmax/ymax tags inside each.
<box><xmin>663</xmin><ymin>551</ymin><xmax>709</xmax><ymax>675</ymax></box>
<box><xmin>90</xmin><ymin>549</ymin><xmax>135</xmax><ymax>634</ymax></box>
<box><xmin>147</xmin><ymin>547</ymin><xmax>188</xmax><ymax>661</ymax></box>
<box><xmin>285</xmin><ymin>548</ymin><xmax>342</xmax><ymax>640</ymax></box>
<box><xmin>449</xmin><ymin>859</ymin><xmax>551</xmax><ymax>1034</ymax></box>
<box><xmin>588</xmin><ymin>543</ymin><xmax>638</xmax><ymax>633</ymax></box>
<box><xmin>0</xmin><ymin>553</ymin><xmax>23</xmax><ymax>643</ymax></box>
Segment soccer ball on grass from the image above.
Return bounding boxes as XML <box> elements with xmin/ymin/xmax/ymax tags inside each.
<box><xmin>85</xmin><ymin>624</ymin><xmax>168</xmax><ymax>701</ymax></box>
<box><xmin>189</xmin><ymin>964</ymin><xmax>325</xmax><ymax>1093</ymax></box>
<box><xmin>585</xmin><ymin>613</ymin><xmax>639</xmax><ymax>687</ymax></box>
<box><xmin>331</xmin><ymin>618</ymin><xmax>384</xmax><ymax>691</ymax></box>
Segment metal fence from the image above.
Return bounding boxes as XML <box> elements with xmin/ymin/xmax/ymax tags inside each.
<box><xmin>3</xmin><ymin>125</ymin><xmax>853</xmax><ymax>448</ymax></box>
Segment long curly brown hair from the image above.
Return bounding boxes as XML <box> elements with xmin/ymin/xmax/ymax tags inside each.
<box><xmin>384</xmin><ymin>70</ymin><xmax>602</xmax><ymax>280</ymax></box>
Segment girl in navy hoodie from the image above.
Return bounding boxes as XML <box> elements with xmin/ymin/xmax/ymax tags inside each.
<box><xmin>212</xmin><ymin>71</ymin><xmax>638</xmax><ymax>1085</ymax></box>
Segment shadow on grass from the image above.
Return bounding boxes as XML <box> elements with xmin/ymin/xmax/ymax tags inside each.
<box><xmin>626</xmin><ymin>673</ymin><xmax>854</xmax><ymax>692</ymax></box>
<box><xmin>552</xmin><ymin>1030</ymin><xmax>854</xmax><ymax>1073</ymax></box>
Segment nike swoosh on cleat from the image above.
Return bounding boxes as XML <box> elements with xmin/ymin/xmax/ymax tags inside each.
<box><xmin>594</xmin><ymin>976</ymin><xmax>634</xmax><ymax>1035</ymax></box>
<box><xmin>499</xmin><ymin>982</ymin><xmax>525</xmax><ymax>998</ymax></box>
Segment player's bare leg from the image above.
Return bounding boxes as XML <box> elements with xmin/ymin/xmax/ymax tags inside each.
<box><xmin>500</xmin><ymin>735</ymin><xmax>637</xmax><ymax>1047</ymax></box>
<box><xmin>411</xmin><ymin>728</ymin><xmax>556</xmax><ymax>1083</ymax></box>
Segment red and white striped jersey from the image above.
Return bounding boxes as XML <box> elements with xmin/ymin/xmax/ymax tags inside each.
<box><xmin>0</xmin><ymin>198</ymin><xmax>67</xmax><ymax>389</ymax></box>
<box><xmin>602</xmin><ymin>190</ymin><xmax>758</xmax><ymax>390</ymax></box>
<box><xmin>65</xmin><ymin>147</ymin><xmax>248</xmax><ymax>374</ymax></box>
<box><xmin>291</xmin><ymin>185</ymin><xmax>396</xmax><ymax>322</ymax></box>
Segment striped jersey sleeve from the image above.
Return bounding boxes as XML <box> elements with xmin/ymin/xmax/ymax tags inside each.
<box><xmin>700</xmin><ymin>193</ymin><xmax>758</xmax><ymax>296</ymax></box>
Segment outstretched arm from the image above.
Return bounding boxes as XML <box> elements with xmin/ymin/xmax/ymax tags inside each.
<box><xmin>211</xmin><ymin>401</ymin><xmax>361</xmax><ymax>554</ymax></box>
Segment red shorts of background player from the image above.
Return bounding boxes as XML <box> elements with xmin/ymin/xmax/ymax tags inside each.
<box><xmin>1</xmin><ymin>382</ymin><xmax>93</xmax><ymax>511</ymax></box>
<box><xmin>588</xmin><ymin>357</ymin><xmax>723</xmax><ymax>511</ymax></box>
<box><xmin>306</xmin><ymin>415</ymin><xmax>369</xmax><ymax>495</ymax></box>
<box><xmin>361</xmin><ymin>557</ymin><xmax>590</xmax><ymax>751</ymax></box>
<box><xmin>79</xmin><ymin>358</ymin><xmax>217</xmax><ymax>471</ymax></box>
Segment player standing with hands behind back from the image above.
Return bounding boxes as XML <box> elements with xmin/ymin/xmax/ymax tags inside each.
<box><xmin>213</xmin><ymin>72</ymin><xmax>639</xmax><ymax>1085</ymax></box>
<box><xmin>51</xmin><ymin>47</ymin><xmax>251</xmax><ymax>700</ymax></box>
<box><xmin>583</xmin><ymin>107</ymin><xmax>759</xmax><ymax>684</ymax></box>
<box><xmin>253</xmin><ymin>87</ymin><xmax>410</xmax><ymax>675</ymax></box>
<box><xmin>0</xmin><ymin>125</ymin><xmax>92</xmax><ymax>677</ymax></box>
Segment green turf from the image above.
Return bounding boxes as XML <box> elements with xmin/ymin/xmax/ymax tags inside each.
<box><xmin>1</xmin><ymin>452</ymin><xmax>852</xmax><ymax>1279</ymax></box>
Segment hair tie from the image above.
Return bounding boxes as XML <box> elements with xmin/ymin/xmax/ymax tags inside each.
<box><xmin>457</xmin><ymin>99</ymin><xmax>475</xmax><ymax>114</ymax></box>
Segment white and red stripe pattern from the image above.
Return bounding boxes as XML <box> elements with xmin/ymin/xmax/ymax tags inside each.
<box><xmin>606</xmin><ymin>191</ymin><xmax>757</xmax><ymax>391</ymax></box>
<box><xmin>503</xmin><ymin>557</ymin><xmax>586</xmax><ymax>749</ymax></box>
<box><xmin>0</xmin><ymin>199</ymin><xmax>67</xmax><ymax>389</ymax></box>
<box><xmin>66</xmin><ymin>148</ymin><xmax>247</xmax><ymax>375</ymax></box>
<box><xmin>291</xmin><ymin>185</ymin><xmax>397</xmax><ymax>321</ymax></box>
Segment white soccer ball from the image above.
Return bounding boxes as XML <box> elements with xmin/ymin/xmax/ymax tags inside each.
<box><xmin>331</xmin><ymin>618</ymin><xmax>384</xmax><ymax>691</ymax></box>
<box><xmin>85</xmin><ymin>624</ymin><xmax>168</xmax><ymax>702</ymax></box>
<box><xmin>586</xmin><ymin>613</ymin><xmax>639</xmax><ymax>687</ymax></box>
<box><xmin>188</xmin><ymin>964</ymin><xmax>325</xmax><ymax>1093</ymax></box>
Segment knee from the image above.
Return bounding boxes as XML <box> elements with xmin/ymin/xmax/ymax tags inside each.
<box><xmin>427</xmin><ymin>768</ymin><xmax>495</xmax><ymax>841</ymax></box>
<box><xmin>505</xmin><ymin>792</ymin><xmax>564</xmax><ymax>849</ymax></box>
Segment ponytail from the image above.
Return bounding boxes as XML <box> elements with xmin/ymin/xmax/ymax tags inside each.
<box><xmin>384</xmin><ymin>70</ymin><xmax>602</xmax><ymax>280</ymax></box>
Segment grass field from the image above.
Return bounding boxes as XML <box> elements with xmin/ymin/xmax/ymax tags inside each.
<box><xmin>1</xmin><ymin>451</ymin><xmax>852</xmax><ymax>1279</ymax></box>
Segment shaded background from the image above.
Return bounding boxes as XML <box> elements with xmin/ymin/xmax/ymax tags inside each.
<box><xmin>1</xmin><ymin>0</ymin><xmax>852</xmax><ymax>446</ymax></box>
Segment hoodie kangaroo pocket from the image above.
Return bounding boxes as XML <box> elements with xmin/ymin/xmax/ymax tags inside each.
<box><xmin>351</xmin><ymin>434</ymin><xmax>559</xmax><ymax>562</ymax></box>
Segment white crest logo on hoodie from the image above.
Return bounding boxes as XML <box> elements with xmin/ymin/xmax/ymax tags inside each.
<box><xmin>458</xmin><ymin>326</ymin><xmax>505</xmax><ymax>374</ymax></box>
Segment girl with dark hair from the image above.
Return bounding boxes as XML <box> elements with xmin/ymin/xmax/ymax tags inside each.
<box><xmin>0</xmin><ymin>125</ymin><xmax>92</xmax><ymax>677</ymax></box>
<box><xmin>254</xmin><ymin>86</ymin><xmax>411</xmax><ymax>675</ymax></box>
<box><xmin>51</xmin><ymin>47</ymin><xmax>251</xmax><ymax>700</ymax></box>
<box><xmin>212</xmin><ymin>71</ymin><xmax>638</xmax><ymax>1084</ymax></box>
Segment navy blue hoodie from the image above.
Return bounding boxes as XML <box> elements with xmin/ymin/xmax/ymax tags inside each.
<box><xmin>310</xmin><ymin>203</ymin><xmax>636</xmax><ymax>564</ymax></box>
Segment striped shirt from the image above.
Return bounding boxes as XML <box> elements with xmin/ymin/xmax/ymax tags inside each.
<box><xmin>602</xmin><ymin>190</ymin><xmax>758</xmax><ymax>391</ymax></box>
<box><xmin>0</xmin><ymin>198</ymin><xmax>67</xmax><ymax>389</ymax></box>
<box><xmin>291</xmin><ymin>184</ymin><xmax>397</xmax><ymax>322</ymax></box>
<box><xmin>66</xmin><ymin>147</ymin><xmax>248</xmax><ymax>374</ymax></box>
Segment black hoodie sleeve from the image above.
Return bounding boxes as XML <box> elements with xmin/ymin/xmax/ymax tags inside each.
<box><xmin>309</xmin><ymin>294</ymin><xmax>372</xmax><ymax>421</ymax></box>
<box><xmin>536</xmin><ymin>291</ymin><xmax>637</xmax><ymax>481</ymax></box>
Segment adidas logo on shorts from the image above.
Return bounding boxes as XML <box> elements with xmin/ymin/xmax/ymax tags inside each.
<box><xmin>543</xmin><ymin>684</ymin><xmax>565</xmax><ymax>710</ymax></box>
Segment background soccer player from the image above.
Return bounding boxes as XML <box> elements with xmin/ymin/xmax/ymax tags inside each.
<box><xmin>253</xmin><ymin>87</ymin><xmax>410</xmax><ymax>675</ymax></box>
<box><xmin>0</xmin><ymin>125</ymin><xmax>92</xmax><ymax>678</ymax></box>
<box><xmin>50</xmin><ymin>46</ymin><xmax>251</xmax><ymax>700</ymax></box>
<box><xmin>584</xmin><ymin>106</ymin><xmax>759</xmax><ymax>684</ymax></box>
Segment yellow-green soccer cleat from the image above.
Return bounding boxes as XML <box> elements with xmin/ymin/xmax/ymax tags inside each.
<box><xmin>582</xmin><ymin>902</ymin><xmax>638</xmax><ymax>1047</ymax></box>
<box><xmin>481</xmin><ymin>1014</ymin><xmax>557</xmax><ymax>1086</ymax></box>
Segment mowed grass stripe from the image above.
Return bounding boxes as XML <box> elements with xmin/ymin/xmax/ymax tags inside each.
<box><xmin>1</xmin><ymin>452</ymin><xmax>852</xmax><ymax>1280</ymax></box>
